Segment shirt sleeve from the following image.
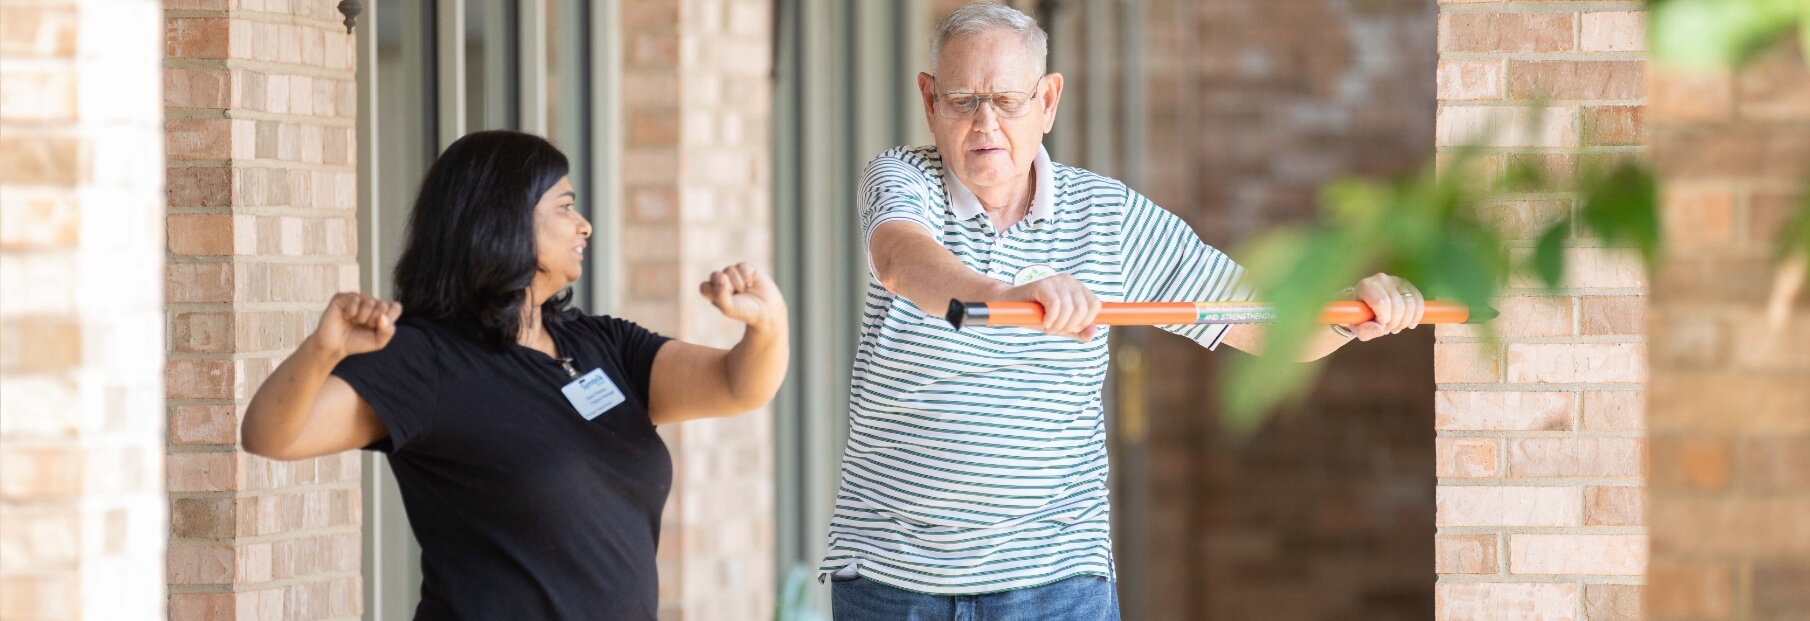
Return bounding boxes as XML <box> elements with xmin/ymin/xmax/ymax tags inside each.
<box><xmin>592</xmin><ymin>316</ymin><xmax>671</xmax><ymax>406</ymax></box>
<box><xmin>331</xmin><ymin>323</ymin><xmax>442</xmax><ymax>454</ymax></box>
<box><xmin>1119</xmin><ymin>189</ymin><xmax>1255</xmax><ymax>350</ymax></box>
<box><xmin>858</xmin><ymin>149</ymin><xmax>943</xmax><ymax>279</ymax></box>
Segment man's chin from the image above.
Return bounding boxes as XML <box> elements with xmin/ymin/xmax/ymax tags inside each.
<box><xmin>962</xmin><ymin>164</ymin><xmax>1015</xmax><ymax>187</ymax></box>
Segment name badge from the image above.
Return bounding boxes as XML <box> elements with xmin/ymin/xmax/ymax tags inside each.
<box><xmin>561</xmin><ymin>368</ymin><xmax>626</xmax><ymax>420</ymax></box>
<box><xmin>1013</xmin><ymin>264</ymin><xmax>1057</xmax><ymax>286</ymax></box>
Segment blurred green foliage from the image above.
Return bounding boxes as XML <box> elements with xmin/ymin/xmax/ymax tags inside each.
<box><xmin>1217</xmin><ymin>1</ymin><xmax>1809</xmax><ymax>430</ymax></box>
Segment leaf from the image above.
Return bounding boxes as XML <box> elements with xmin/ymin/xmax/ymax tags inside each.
<box><xmin>1651</xmin><ymin>0</ymin><xmax>1807</xmax><ymax>67</ymax></box>
<box><xmin>1576</xmin><ymin>160</ymin><xmax>1661</xmax><ymax>267</ymax></box>
<box><xmin>1221</xmin><ymin>230</ymin><xmax>1364</xmax><ymax>432</ymax></box>
<box><xmin>1779</xmin><ymin>179</ymin><xmax>1810</xmax><ymax>262</ymax></box>
<box><xmin>1532</xmin><ymin>223</ymin><xmax>1569</xmax><ymax>290</ymax></box>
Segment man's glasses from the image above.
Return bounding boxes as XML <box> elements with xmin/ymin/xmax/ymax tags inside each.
<box><xmin>931</xmin><ymin>75</ymin><xmax>1046</xmax><ymax>120</ymax></box>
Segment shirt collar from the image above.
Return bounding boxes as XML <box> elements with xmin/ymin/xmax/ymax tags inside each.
<box><xmin>943</xmin><ymin>145</ymin><xmax>1056</xmax><ymax>226</ymax></box>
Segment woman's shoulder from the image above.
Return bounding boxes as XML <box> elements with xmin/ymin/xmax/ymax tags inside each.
<box><xmin>563</xmin><ymin>312</ymin><xmax>664</xmax><ymax>340</ymax></box>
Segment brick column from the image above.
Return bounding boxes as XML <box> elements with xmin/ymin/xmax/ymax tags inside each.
<box><xmin>1647</xmin><ymin>37</ymin><xmax>1810</xmax><ymax>621</ymax></box>
<box><xmin>161</xmin><ymin>1</ymin><xmax>362</xmax><ymax>618</ymax></box>
<box><xmin>1433</xmin><ymin>3</ymin><xmax>1650</xmax><ymax>620</ymax></box>
<box><xmin>0</xmin><ymin>1</ymin><xmax>168</xmax><ymax>619</ymax></box>
<box><xmin>621</xmin><ymin>0</ymin><xmax>775</xmax><ymax>618</ymax></box>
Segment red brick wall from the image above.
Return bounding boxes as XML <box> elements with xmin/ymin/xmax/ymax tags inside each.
<box><xmin>162</xmin><ymin>1</ymin><xmax>362</xmax><ymax>618</ymax></box>
<box><xmin>1</xmin><ymin>1</ymin><xmax>168</xmax><ymax>618</ymax></box>
<box><xmin>620</xmin><ymin>0</ymin><xmax>776</xmax><ymax>618</ymax></box>
<box><xmin>1647</xmin><ymin>36</ymin><xmax>1810</xmax><ymax>621</ymax></box>
<box><xmin>1119</xmin><ymin>0</ymin><xmax>1440</xmax><ymax>619</ymax></box>
<box><xmin>1434</xmin><ymin>2</ymin><xmax>1650</xmax><ymax>619</ymax></box>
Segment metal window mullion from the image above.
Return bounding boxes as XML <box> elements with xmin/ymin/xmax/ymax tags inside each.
<box><xmin>1083</xmin><ymin>0</ymin><xmax>1114</xmax><ymax>176</ymax></box>
<box><xmin>355</xmin><ymin>8</ymin><xmax>389</xmax><ymax>618</ymax></box>
<box><xmin>588</xmin><ymin>0</ymin><xmax>622</xmax><ymax>315</ymax></box>
<box><xmin>1046</xmin><ymin>0</ymin><xmax>1079</xmax><ymax>160</ymax></box>
<box><xmin>551</xmin><ymin>0</ymin><xmax>591</xmax><ymax>307</ymax></box>
<box><xmin>482</xmin><ymin>0</ymin><xmax>517</xmax><ymax>130</ymax></box>
<box><xmin>773</xmin><ymin>0</ymin><xmax>805</xmax><ymax>584</ymax></box>
<box><xmin>897</xmin><ymin>0</ymin><xmax>932</xmax><ymax>147</ymax></box>
<box><xmin>517</xmin><ymin>0</ymin><xmax>548</xmax><ymax>136</ymax></box>
<box><xmin>793</xmin><ymin>1</ymin><xmax>848</xmax><ymax>608</ymax></box>
<box><xmin>1118</xmin><ymin>0</ymin><xmax>1145</xmax><ymax>190</ymax></box>
<box><xmin>436</xmin><ymin>0</ymin><xmax>466</xmax><ymax>149</ymax></box>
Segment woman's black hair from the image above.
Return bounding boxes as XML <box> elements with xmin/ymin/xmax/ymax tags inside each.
<box><xmin>392</xmin><ymin>130</ymin><xmax>577</xmax><ymax>351</ymax></box>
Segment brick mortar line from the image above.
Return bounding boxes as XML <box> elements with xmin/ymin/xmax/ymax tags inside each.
<box><xmin>1436</xmin><ymin>431</ymin><xmax>1645</xmax><ymax>438</ymax></box>
<box><xmin>1444</xmin><ymin>479</ymin><xmax>1649</xmax><ymax>488</ymax></box>
<box><xmin>1438</xmin><ymin>526</ymin><xmax>1648</xmax><ymax>536</ymax></box>
<box><xmin>168</xmin><ymin>526</ymin><xmax>363</xmax><ymax>546</ymax></box>
<box><xmin>164</xmin><ymin>58</ymin><xmax>355</xmax><ymax>80</ymax></box>
<box><xmin>1493</xmin><ymin>288</ymin><xmax>1649</xmax><ymax>296</ymax></box>
<box><xmin>1438</xmin><ymin>52</ymin><xmax>1649</xmax><ymax>62</ymax></box>
<box><xmin>1438</xmin><ymin>1</ymin><xmax>1646</xmax><ymax>12</ymax></box>
<box><xmin>1439</xmin><ymin>98</ymin><xmax>1646</xmax><ymax>106</ymax></box>
<box><xmin>0</xmin><ymin>185</ymin><xmax>164</xmax><ymax>198</ymax></box>
<box><xmin>1434</xmin><ymin>146</ymin><xmax>1647</xmax><ymax>155</ymax></box>
<box><xmin>1499</xmin><ymin>240</ymin><xmax>1645</xmax><ymax>249</ymax></box>
<box><xmin>165</xmin><ymin>255</ymin><xmax>357</xmax><ymax>264</ymax></box>
<box><xmin>1435</xmin><ymin>576</ymin><xmax>1646</xmax><ymax>585</ymax></box>
<box><xmin>1433</xmin><ymin>334</ymin><xmax>1650</xmax><ymax>345</ymax></box>
<box><xmin>166</xmin><ymin>444</ymin><xmax>239</xmax><ymax>453</ymax></box>
<box><xmin>166</xmin><ymin>207</ymin><xmax>359</xmax><ymax>217</ymax></box>
<box><xmin>164</xmin><ymin>9</ymin><xmax>354</xmax><ymax>31</ymax></box>
<box><xmin>166</xmin><ymin>484</ymin><xmax>363</xmax><ymax>500</ymax></box>
<box><xmin>1435</xmin><ymin>336</ymin><xmax>1647</xmax><ymax>344</ymax></box>
<box><xmin>168</xmin><ymin>159</ymin><xmax>358</xmax><ymax>172</ymax></box>
<box><xmin>166</xmin><ymin>571</ymin><xmax>364</xmax><ymax>594</ymax></box>
<box><xmin>1439</xmin><ymin>478</ymin><xmax>1644</xmax><ymax>486</ymax></box>
<box><xmin>1438</xmin><ymin>383</ymin><xmax>1645</xmax><ymax>390</ymax></box>
<box><xmin>1665</xmin><ymin>177</ymin><xmax>1810</xmax><ymax>194</ymax></box>
<box><xmin>1494</xmin><ymin>572</ymin><xmax>1647</xmax><ymax>581</ymax></box>
<box><xmin>166</xmin><ymin>350</ymin><xmax>336</xmax><ymax>362</ymax></box>
<box><xmin>165</xmin><ymin>395</ymin><xmax>242</xmax><ymax>403</ymax></box>
<box><xmin>0</xmin><ymin>57</ymin><xmax>162</xmax><ymax>72</ymax></box>
<box><xmin>1646</xmin><ymin>119</ymin><xmax>1810</xmax><ymax>131</ymax></box>
<box><xmin>164</xmin><ymin>304</ymin><xmax>342</xmax><ymax>314</ymax></box>
<box><xmin>0</xmin><ymin>123</ymin><xmax>166</xmax><ymax>138</ymax></box>
<box><xmin>165</xmin><ymin>108</ymin><xmax>357</xmax><ymax>127</ymax></box>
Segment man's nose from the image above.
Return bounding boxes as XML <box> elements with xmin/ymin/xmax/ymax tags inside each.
<box><xmin>970</xmin><ymin>99</ymin><xmax>1002</xmax><ymax>132</ymax></box>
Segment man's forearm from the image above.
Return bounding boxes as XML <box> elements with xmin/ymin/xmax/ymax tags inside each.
<box><xmin>871</xmin><ymin>222</ymin><xmax>1009</xmax><ymax>312</ymax></box>
<box><xmin>1221</xmin><ymin>323</ymin><xmax>1354</xmax><ymax>360</ymax></box>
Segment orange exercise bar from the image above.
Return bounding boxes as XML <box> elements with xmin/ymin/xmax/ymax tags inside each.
<box><xmin>945</xmin><ymin>300</ymin><xmax>1493</xmax><ymax>330</ymax></box>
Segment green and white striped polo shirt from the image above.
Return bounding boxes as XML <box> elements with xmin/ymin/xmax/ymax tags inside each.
<box><xmin>822</xmin><ymin>145</ymin><xmax>1252</xmax><ymax>595</ymax></box>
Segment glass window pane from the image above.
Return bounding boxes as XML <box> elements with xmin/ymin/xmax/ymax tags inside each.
<box><xmin>465</xmin><ymin>0</ymin><xmax>520</xmax><ymax>131</ymax></box>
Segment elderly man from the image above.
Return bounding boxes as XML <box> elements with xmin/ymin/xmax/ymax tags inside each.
<box><xmin>820</xmin><ymin>3</ymin><xmax>1427</xmax><ymax>619</ymax></box>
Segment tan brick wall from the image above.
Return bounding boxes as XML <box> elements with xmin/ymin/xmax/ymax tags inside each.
<box><xmin>621</xmin><ymin>0</ymin><xmax>774</xmax><ymax>618</ymax></box>
<box><xmin>0</xmin><ymin>0</ymin><xmax>169</xmax><ymax>619</ymax></box>
<box><xmin>161</xmin><ymin>1</ymin><xmax>362</xmax><ymax>618</ymax></box>
<box><xmin>1647</xmin><ymin>36</ymin><xmax>1810</xmax><ymax>621</ymax></box>
<box><xmin>1434</xmin><ymin>2</ymin><xmax>1650</xmax><ymax>619</ymax></box>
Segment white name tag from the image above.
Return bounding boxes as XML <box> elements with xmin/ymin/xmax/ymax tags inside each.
<box><xmin>561</xmin><ymin>368</ymin><xmax>626</xmax><ymax>420</ymax></box>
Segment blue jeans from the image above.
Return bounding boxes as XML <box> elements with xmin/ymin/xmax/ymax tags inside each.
<box><xmin>831</xmin><ymin>574</ymin><xmax>1120</xmax><ymax>621</ymax></box>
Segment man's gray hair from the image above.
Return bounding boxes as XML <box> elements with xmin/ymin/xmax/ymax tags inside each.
<box><xmin>930</xmin><ymin>2</ymin><xmax>1049</xmax><ymax>75</ymax></box>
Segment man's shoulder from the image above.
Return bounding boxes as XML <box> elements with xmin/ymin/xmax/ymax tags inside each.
<box><xmin>1048</xmin><ymin>160</ymin><xmax>1120</xmax><ymax>188</ymax></box>
<box><xmin>1046</xmin><ymin>161</ymin><xmax>1135</xmax><ymax>212</ymax></box>
<box><xmin>866</xmin><ymin>145</ymin><xmax>944</xmax><ymax>177</ymax></box>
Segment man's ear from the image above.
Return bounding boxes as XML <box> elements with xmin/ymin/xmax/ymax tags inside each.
<box><xmin>918</xmin><ymin>72</ymin><xmax>939</xmax><ymax>123</ymax></box>
<box><xmin>1040</xmin><ymin>73</ymin><xmax>1064</xmax><ymax>134</ymax></box>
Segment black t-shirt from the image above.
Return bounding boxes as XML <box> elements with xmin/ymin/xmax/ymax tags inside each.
<box><xmin>333</xmin><ymin>313</ymin><xmax>672</xmax><ymax>621</ymax></box>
